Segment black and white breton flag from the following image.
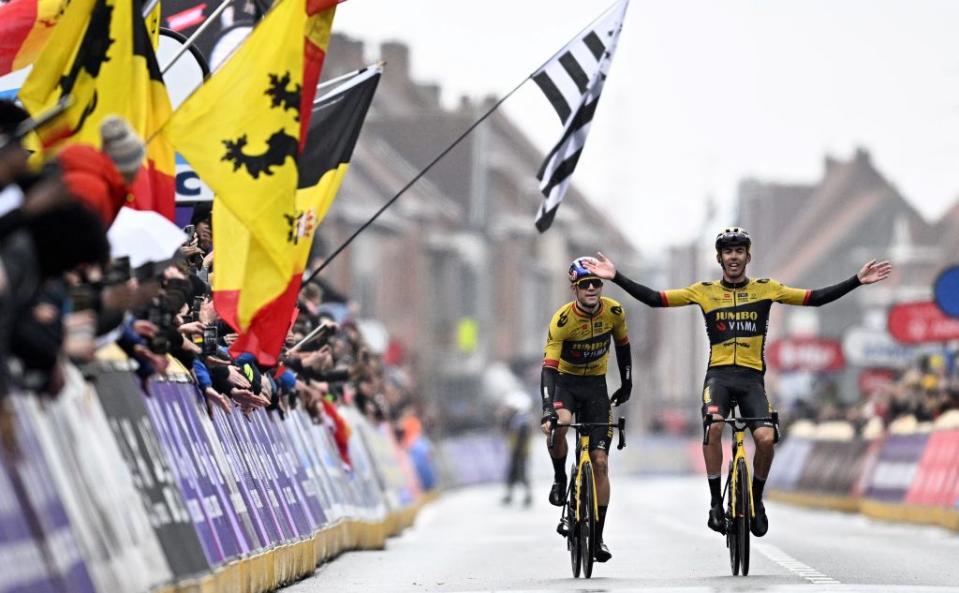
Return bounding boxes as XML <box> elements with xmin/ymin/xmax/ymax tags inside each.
<box><xmin>532</xmin><ymin>0</ymin><xmax>629</xmax><ymax>232</ymax></box>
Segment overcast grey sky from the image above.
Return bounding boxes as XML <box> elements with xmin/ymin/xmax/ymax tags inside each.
<box><xmin>335</xmin><ymin>0</ymin><xmax>959</xmax><ymax>253</ymax></box>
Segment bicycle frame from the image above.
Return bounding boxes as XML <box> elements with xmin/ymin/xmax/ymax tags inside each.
<box><xmin>727</xmin><ymin>425</ymin><xmax>752</xmax><ymax>520</ymax></box>
<box><xmin>702</xmin><ymin>413</ymin><xmax>780</xmax><ymax>521</ymax></box>
<box><xmin>572</xmin><ymin>432</ymin><xmax>593</xmax><ymax>523</ymax></box>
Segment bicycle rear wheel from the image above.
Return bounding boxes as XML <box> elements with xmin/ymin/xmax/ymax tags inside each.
<box><xmin>737</xmin><ymin>459</ymin><xmax>751</xmax><ymax>576</ymax></box>
<box><xmin>580</xmin><ymin>462</ymin><xmax>596</xmax><ymax>578</ymax></box>
<box><xmin>568</xmin><ymin>469</ymin><xmax>581</xmax><ymax>578</ymax></box>
<box><xmin>725</xmin><ymin>470</ymin><xmax>740</xmax><ymax>576</ymax></box>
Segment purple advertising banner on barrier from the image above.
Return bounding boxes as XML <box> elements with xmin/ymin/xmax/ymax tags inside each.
<box><xmin>5</xmin><ymin>403</ymin><xmax>96</xmax><ymax>593</ymax></box>
<box><xmin>142</xmin><ymin>390</ymin><xmax>224</xmax><ymax>565</ymax></box>
<box><xmin>865</xmin><ymin>433</ymin><xmax>930</xmax><ymax>502</ymax></box>
<box><xmin>210</xmin><ymin>408</ymin><xmax>276</xmax><ymax>548</ymax></box>
<box><xmin>295</xmin><ymin>412</ymin><xmax>349</xmax><ymax>521</ymax></box>
<box><xmin>262</xmin><ymin>412</ymin><xmax>327</xmax><ymax>531</ymax></box>
<box><xmin>151</xmin><ymin>380</ymin><xmax>250</xmax><ymax>559</ymax></box>
<box><xmin>92</xmin><ymin>368</ymin><xmax>211</xmax><ymax>581</ymax></box>
<box><xmin>0</xmin><ymin>451</ymin><xmax>59</xmax><ymax>593</ymax></box>
<box><xmin>250</xmin><ymin>413</ymin><xmax>313</xmax><ymax>538</ymax></box>
<box><xmin>177</xmin><ymin>390</ymin><xmax>262</xmax><ymax>553</ymax></box>
<box><xmin>225</xmin><ymin>409</ymin><xmax>294</xmax><ymax>544</ymax></box>
<box><xmin>283</xmin><ymin>412</ymin><xmax>333</xmax><ymax>528</ymax></box>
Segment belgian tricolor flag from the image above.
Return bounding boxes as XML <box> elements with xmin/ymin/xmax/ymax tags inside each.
<box><xmin>18</xmin><ymin>0</ymin><xmax>175</xmax><ymax>219</ymax></box>
<box><xmin>0</xmin><ymin>0</ymin><xmax>63</xmax><ymax>76</ymax></box>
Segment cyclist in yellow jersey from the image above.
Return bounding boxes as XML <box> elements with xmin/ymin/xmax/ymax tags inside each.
<box><xmin>583</xmin><ymin>228</ymin><xmax>891</xmax><ymax>537</ymax></box>
<box><xmin>541</xmin><ymin>257</ymin><xmax>632</xmax><ymax>563</ymax></box>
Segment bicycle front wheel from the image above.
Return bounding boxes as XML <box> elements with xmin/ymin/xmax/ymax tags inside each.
<box><xmin>568</xmin><ymin>469</ymin><xmax>581</xmax><ymax>578</ymax></box>
<box><xmin>580</xmin><ymin>462</ymin><xmax>596</xmax><ymax>579</ymax></box>
<box><xmin>726</xmin><ymin>469</ymin><xmax>739</xmax><ymax>576</ymax></box>
<box><xmin>737</xmin><ymin>459</ymin><xmax>751</xmax><ymax>576</ymax></box>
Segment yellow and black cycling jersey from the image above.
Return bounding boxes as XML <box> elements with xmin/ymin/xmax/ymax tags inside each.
<box><xmin>543</xmin><ymin>296</ymin><xmax>629</xmax><ymax>376</ymax></box>
<box><xmin>659</xmin><ymin>278</ymin><xmax>807</xmax><ymax>372</ymax></box>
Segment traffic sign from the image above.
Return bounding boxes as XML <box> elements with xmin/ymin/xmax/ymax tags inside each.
<box><xmin>888</xmin><ymin>301</ymin><xmax>959</xmax><ymax>344</ymax></box>
<box><xmin>933</xmin><ymin>265</ymin><xmax>959</xmax><ymax>319</ymax></box>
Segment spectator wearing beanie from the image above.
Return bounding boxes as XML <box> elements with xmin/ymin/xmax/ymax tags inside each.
<box><xmin>59</xmin><ymin>115</ymin><xmax>145</xmax><ymax>227</ymax></box>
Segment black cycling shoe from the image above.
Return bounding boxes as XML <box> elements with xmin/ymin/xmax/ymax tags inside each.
<box><xmin>548</xmin><ymin>477</ymin><xmax>567</xmax><ymax>507</ymax></box>
<box><xmin>707</xmin><ymin>501</ymin><xmax>726</xmax><ymax>534</ymax></box>
<box><xmin>556</xmin><ymin>517</ymin><xmax>569</xmax><ymax>537</ymax></box>
<box><xmin>751</xmin><ymin>502</ymin><xmax>769</xmax><ymax>537</ymax></box>
<box><xmin>594</xmin><ymin>541</ymin><xmax>612</xmax><ymax>563</ymax></box>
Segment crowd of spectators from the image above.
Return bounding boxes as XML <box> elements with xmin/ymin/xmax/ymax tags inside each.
<box><xmin>781</xmin><ymin>350</ymin><xmax>959</xmax><ymax>433</ymax></box>
<box><xmin>0</xmin><ymin>99</ymin><xmax>429</xmax><ymax>461</ymax></box>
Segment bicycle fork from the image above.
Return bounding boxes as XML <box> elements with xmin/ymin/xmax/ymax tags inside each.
<box><xmin>727</xmin><ymin>431</ymin><xmax>754</xmax><ymax>520</ymax></box>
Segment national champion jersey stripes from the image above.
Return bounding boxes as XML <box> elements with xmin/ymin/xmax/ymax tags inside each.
<box><xmin>532</xmin><ymin>0</ymin><xmax>629</xmax><ymax>232</ymax></box>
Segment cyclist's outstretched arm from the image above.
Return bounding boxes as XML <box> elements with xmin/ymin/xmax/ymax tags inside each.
<box><xmin>585</xmin><ymin>252</ymin><xmax>695</xmax><ymax>308</ymax></box>
<box><xmin>777</xmin><ymin>260</ymin><xmax>892</xmax><ymax>307</ymax></box>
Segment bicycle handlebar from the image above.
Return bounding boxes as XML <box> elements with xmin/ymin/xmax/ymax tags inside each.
<box><xmin>702</xmin><ymin>412</ymin><xmax>779</xmax><ymax>445</ymax></box>
<box><xmin>548</xmin><ymin>417</ymin><xmax>628</xmax><ymax>450</ymax></box>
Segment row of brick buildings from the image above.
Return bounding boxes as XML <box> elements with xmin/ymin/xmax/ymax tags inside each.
<box><xmin>312</xmin><ymin>36</ymin><xmax>647</xmax><ymax>429</ymax></box>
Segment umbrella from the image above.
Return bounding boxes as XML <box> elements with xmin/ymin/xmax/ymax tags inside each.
<box><xmin>107</xmin><ymin>207</ymin><xmax>187</xmax><ymax>269</ymax></box>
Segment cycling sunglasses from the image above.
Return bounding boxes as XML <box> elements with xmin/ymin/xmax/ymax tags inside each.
<box><xmin>576</xmin><ymin>278</ymin><xmax>603</xmax><ymax>290</ymax></box>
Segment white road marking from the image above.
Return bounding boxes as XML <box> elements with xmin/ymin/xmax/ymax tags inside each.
<box><xmin>755</xmin><ymin>542</ymin><xmax>841</xmax><ymax>585</ymax></box>
<box><xmin>651</xmin><ymin>514</ymin><xmax>842</xmax><ymax>585</ymax></box>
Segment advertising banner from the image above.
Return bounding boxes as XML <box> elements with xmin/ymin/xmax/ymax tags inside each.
<box><xmin>905</xmin><ymin>429</ymin><xmax>959</xmax><ymax>507</ymax></box>
<box><xmin>21</xmin><ymin>369</ymin><xmax>173</xmax><ymax>593</ymax></box>
<box><xmin>142</xmin><ymin>389</ymin><xmax>225</xmax><ymax>565</ymax></box>
<box><xmin>224</xmin><ymin>410</ymin><xmax>295</xmax><ymax>543</ymax></box>
<box><xmin>253</xmin><ymin>412</ymin><xmax>316</xmax><ymax>537</ymax></box>
<box><xmin>767</xmin><ymin>338</ymin><xmax>845</xmax><ymax>372</ymax></box>
<box><xmin>843</xmin><ymin>327</ymin><xmax>919</xmax><ymax>369</ymax></box>
<box><xmin>213</xmin><ymin>408</ymin><xmax>283</xmax><ymax>548</ymax></box>
<box><xmin>767</xmin><ymin>437</ymin><xmax>813</xmax><ymax>491</ymax></box>
<box><xmin>0</xmin><ymin>447</ymin><xmax>59</xmax><ymax>593</ymax></box>
<box><xmin>864</xmin><ymin>433</ymin><xmax>930</xmax><ymax>502</ymax></box>
<box><xmin>92</xmin><ymin>367</ymin><xmax>211</xmax><ymax>581</ymax></box>
<box><xmin>888</xmin><ymin>301</ymin><xmax>959</xmax><ymax>344</ymax></box>
<box><xmin>797</xmin><ymin>440</ymin><xmax>870</xmax><ymax>496</ymax></box>
<box><xmin>149</xmin><ymin>380</ymin><xmax>247</xmax><ymax>559</ymax></box>
<box><xmin>4</xmin><ymin>399</ymin><xmax>97</xmax><ymax>593</ymax></box>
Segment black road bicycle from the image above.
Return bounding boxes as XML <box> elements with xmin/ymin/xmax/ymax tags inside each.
<box><xmin>549</xmin><ymin>417</ymin><xmax>626</xmax><ymax>578</ymax></box>
<box><xmin>702</xmin><ymin>412</ymin><xmax>778</xmax><ymax>576</ymax></box>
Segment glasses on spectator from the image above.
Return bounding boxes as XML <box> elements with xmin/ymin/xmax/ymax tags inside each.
<box><xmin>576</xmin><ymin>279</ymin><xmax>603</xmax><ymax>290</ymax></box>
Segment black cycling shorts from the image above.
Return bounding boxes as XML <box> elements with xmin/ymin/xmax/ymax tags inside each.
<box><xmin>554</xmin><ymin>374</ymin><xmax>612</xmax><ymax>452</ymax></box>
<box><xmin>701</xmin><ymin>366</ymin><xmax>775</xmax><ymax>430</ymax></box>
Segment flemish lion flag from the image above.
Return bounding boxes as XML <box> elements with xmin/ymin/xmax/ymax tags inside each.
<box><xmin>17</xmin><ymin>0</ymin><xmax>176</xmax><ymax>219</ymax></box>
<box><xmin>0</xmin><ymin>0</ymin><xmax>64</xmax><ymax>76</ymax></box>
<box><xmin>165</xmin><ymin>0</ymin><xmax>340</xmax><ymax>364</ymax></box>
<box><xmin>221</xmin><ymin>65</ymin><xmax>380</xmax><ymax>362</ymax></box>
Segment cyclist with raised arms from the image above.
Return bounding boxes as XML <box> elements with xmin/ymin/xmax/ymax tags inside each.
<box><xmin>541</xmin><ymin>257</ymin><xmax>632</xmax><ymax>563</ymax></box>
<box><xmin>583</xmin><ymin>228</ymin><xmax>891</xmax><ymax>537</ymax></box>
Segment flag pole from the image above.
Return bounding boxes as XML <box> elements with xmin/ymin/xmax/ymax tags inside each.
<box><xmin>314</xmin><ymin>62</ymin><xmax>385</xmax><ymax>99</ymax></box>
<box><xmin>301</xmin><ymin>1</ymin><xmax>626</xmax><ymax>287</ymax></box>
<box><xmin>301</xmin><ymin>78</ymin><xmax>528</xmax><ymax>286</ymax></box>
<box><xmin>160</xmin><ymin>0</ymin><xmax>234</xmax><ymax>75</ymax></box>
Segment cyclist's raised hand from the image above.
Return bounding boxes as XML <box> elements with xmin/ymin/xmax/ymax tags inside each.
<box><xmin>610</xmin><ymin>383</ymin><xmax>631</xmax><ymax>407</ymax></box>
<box><xmin>584</xmin><ymin>251</ymin><xmax>616</xmax><ymax>279</ymax></box>
<box><xmin>857</xmin><ymin>259</ymin><xmax>892</xmax><ymax>284</ymax></box>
